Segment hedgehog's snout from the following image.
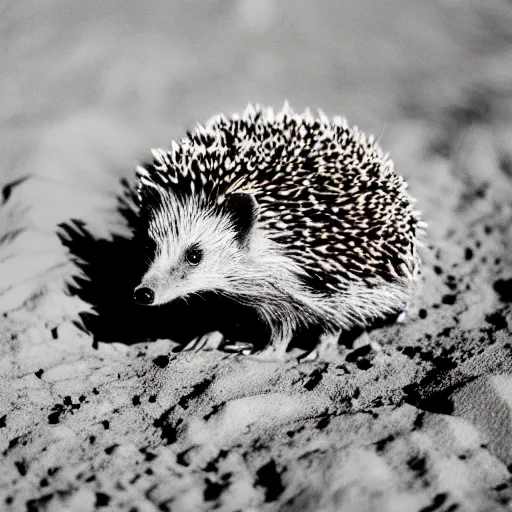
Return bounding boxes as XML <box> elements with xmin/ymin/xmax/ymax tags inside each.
<box><xmin>134</xmin><ymin>286</ymin><xmax>155</xmax><ymax>306</ymax></box>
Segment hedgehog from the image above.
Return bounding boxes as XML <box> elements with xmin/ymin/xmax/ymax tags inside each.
<box><xmin>133</xmin><ymin>102</ymin><xmax>425</xmax><ymax>358</ymax></box>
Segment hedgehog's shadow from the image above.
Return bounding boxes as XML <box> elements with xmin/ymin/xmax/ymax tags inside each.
<box><xmin>57</xmin><ymin>179</ymin><xmax>268</xmax><ymax>348</ymax></box>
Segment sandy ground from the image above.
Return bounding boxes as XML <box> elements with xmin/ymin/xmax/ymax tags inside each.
<box><xmin>1</xmin><ymin>1</ymin><xmax>512</xmax><ymax>510</ymax></box>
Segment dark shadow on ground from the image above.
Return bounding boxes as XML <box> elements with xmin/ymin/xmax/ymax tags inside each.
<box><xmin>57</xmin><ymin>179</ymin><xmax>269</xmax><ymax>348</ymax></box>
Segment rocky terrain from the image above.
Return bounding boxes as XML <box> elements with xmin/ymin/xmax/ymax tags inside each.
<box><xmin>1</xmin><ymin>1</ymin><xmax>512</xmax><ymax>510</ymax></box>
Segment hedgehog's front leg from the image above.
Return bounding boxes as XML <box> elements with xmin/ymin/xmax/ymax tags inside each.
<box><xmin>298</xmin><ymin>330</ymin><xmax>342</xmax><ymax>362</ymax></box>
<box><xmin>182</xmin><ymin>333</ymin><xmax>257</xmax><ymax>355</ymax></box>
<box><xmin>249</xmin><ymin>324</ymin><xmax>294</xmax><ymax>360</ymax></box>
<box><xmin>221</xmin><ymin>335</ymin><xmax>290</xmax><ymax>359</ymax></box>
<box><xmin>221</xmin><ymin>341</ymin><xmax>256</xmax><ymax>355</ymax></box>
<box><xmin>180</xmin><ymin>331</ymin><xmax>224</xmax><ymax>352</ymax></box>
<box><xmin>259</xmin><ymin>337</ymin><xmax>290</xmax><ymax>359</ymax></box>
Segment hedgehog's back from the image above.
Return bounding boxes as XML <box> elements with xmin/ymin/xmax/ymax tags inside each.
<box><xmin>138</xmin><ymin>103</ymin><xmax>422</xmax><ymax>293</ymax></box>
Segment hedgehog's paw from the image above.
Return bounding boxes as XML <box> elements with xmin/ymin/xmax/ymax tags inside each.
<box><xmin>298</xmin><ymin>331</ymin><xmax>341</xmax><ymax>363</ymax></box>
<box><xmin>251</xmin><ymin>347</ymin><xmax>287</xmax><ymax>361</ymax></box>
<box><xmin>297</xmin><ymin>348</ymin><xmax>319</xmax><ymax>362</ymax></box>
<box><xmin>180</xmin><ymin>331</ymin><xmax>224</xmax><ymax>352</ymax></box>
<box><xmin>221</xmin><ymin>341</ymin><xmax>256</xmax><ymax>355</ymax></box>
<box><xmin>317</xmin><ymin>331</ymin><xmax>343</xmax><ymax>361</ymax></box>
<box><xmin>249</xmin><ymin>339</ymin><xmax>292</xmax><ymax>361</ymax></box>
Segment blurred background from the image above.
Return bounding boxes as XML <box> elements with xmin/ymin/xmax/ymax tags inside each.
<box><xmin>1</xmin><ymin>0</ymin><xmax>512</xmax><ymax>238</ymax></box>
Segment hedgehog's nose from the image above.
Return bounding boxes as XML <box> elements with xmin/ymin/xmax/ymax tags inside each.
<box><xmin>134</xmin><ymin>286</ymin><xmax>155</xmax><ymax>305</ymax></box>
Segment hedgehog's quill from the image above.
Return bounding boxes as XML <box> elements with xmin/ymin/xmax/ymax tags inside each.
<box><xmin>133</xmin><ymin>102</ymin><xmax>424</xmax><ymax>358</ymax></box>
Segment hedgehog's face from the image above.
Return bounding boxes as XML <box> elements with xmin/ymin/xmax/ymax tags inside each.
<box><xmin>134</xmin><ymin>190</ymin><xmax>258</xmax><ymax>306</ymax></box>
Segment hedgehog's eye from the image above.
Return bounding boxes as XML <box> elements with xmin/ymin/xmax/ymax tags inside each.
<box><xmin>185</xmin><ymin>246</ymin><xmax>203</xmax><ymax>266</ymax></box>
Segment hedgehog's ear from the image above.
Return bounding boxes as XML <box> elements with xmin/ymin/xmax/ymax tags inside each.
<box><xmin>223</xmin><ymin>193</ymin><xmax>258</xmax><ymax>245</ymax></box>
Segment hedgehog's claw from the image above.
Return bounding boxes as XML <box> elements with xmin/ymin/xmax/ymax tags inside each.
<box><xmin>396</xmin><ymin>309</ymin><xmax>408</xmax><ymax>323</ymax></box>
<box><xmin>181</xmin><ymin>331</ymin><xmax>223</xmax><ymax>352</ymax></box>
<box><xmin>180</xmin><ymin>337</ymin><xmax>201</xmax><ymax>352</ymax></box>
<box><xmin>297</xmin><ymin>348</ymin><xmax>319</xmax><ymax>362</ymax></box>
<box><xmin>221</xmin><ymin>341</ymin><xmax>256</xmax><ymax>354</ymax></box>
